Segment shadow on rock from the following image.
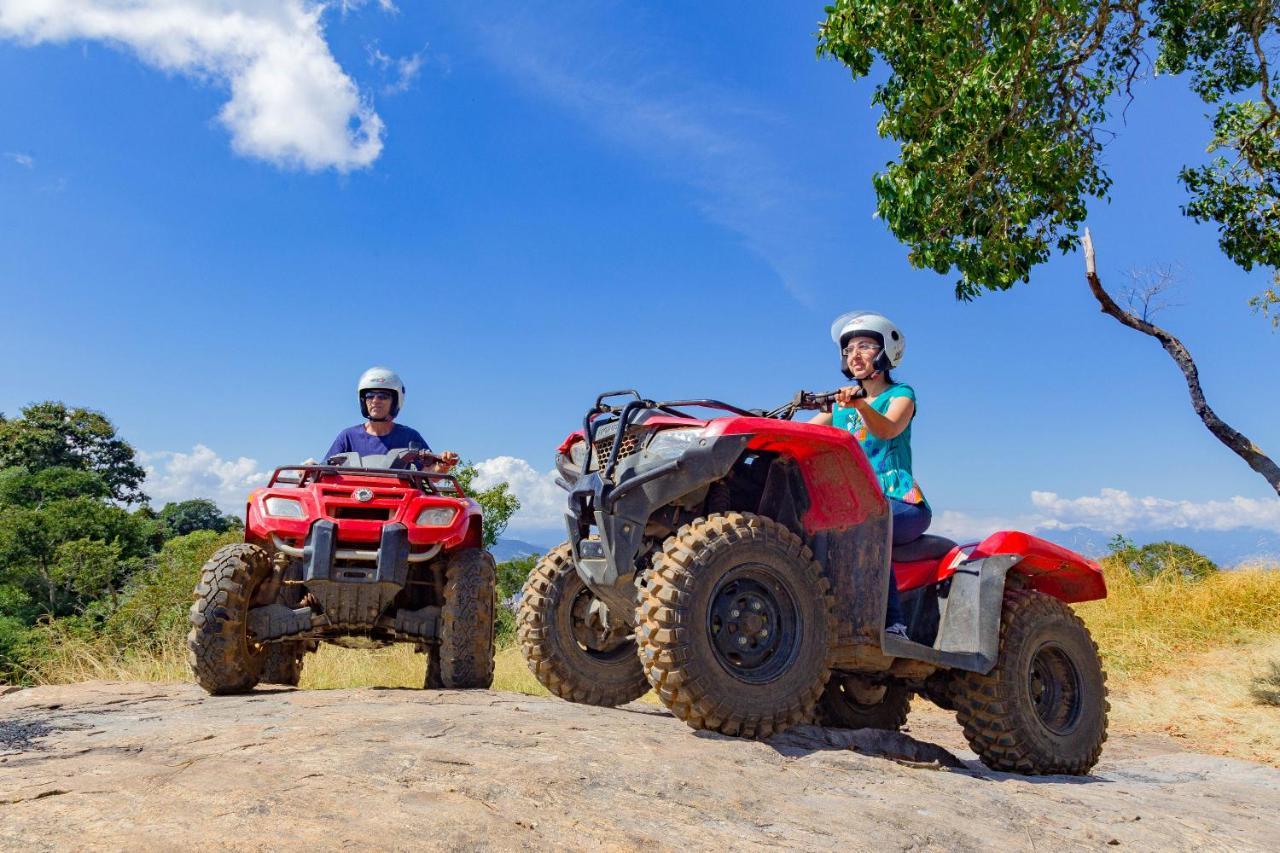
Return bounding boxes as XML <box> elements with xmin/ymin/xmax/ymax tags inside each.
<box><xmin>766</xmin><ymin>724</ymin><xmax>966</xmax><ymax>769</ymax></box>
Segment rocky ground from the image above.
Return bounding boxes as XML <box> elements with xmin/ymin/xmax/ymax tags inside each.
<box><xmin>1</xmin><ymin>682</ymin><xmax>1277</xmax><ymax>851</ymax></box>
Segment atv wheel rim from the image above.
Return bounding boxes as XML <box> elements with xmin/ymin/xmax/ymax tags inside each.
<box><xmin>707</xmin><ymin>565</ymin><xmax>799</xmax><ymax>684</ymax></box>
<box><xmin>568</xmin><ymin>586</ymin><xmax>632</xmax><ymax>661</ymax></box>
<box><xmin>1029</xmin><ymin>641</ymin><xmax>1083</xmax><ymax>735</ymax></box>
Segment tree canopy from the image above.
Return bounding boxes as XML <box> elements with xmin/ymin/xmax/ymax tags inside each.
<box><xmin>0</xmin><ymin>403</ymin><xmax>147</xmax><ymax>503</ymax></box>
<box><xmin>158</xmin><ymin>499</ymin><xmax>241</xmax><ymax>538</ymax></box>
<box><xmin>817</xmin><ymin>0</ymin><xmax>1280</xmax><ymax>317</ymax></box>
<box><xmin>453</xmin><ymin>463</ymin><xmax>521</xmax><ymax>549</ymax></box>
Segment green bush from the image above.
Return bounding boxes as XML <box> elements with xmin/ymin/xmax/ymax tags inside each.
<box><xmin>101</xmin><ymin>529</ymin><xmax>240</xmax><ymax>650</ymax></box>
<box><xmin>0</xmin><ymin>615</ymin><xmax>35</xmax><ymax>683</ymax></box>
<box><xmin>1106</xmin><ymin>536</ymin><xmax>1218</xmax><ymax>582</ymax></box>
<box><xmin>494</xmin><ymin>554</ymin><xmax>538</xmax><ymax>646</ymax></box>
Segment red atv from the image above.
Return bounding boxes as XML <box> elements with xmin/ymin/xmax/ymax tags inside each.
<box><xmin>188</xmin><ymin>449</ymin><xmax>497</xmax><ymax>694</ymax></box>
<box><xmin>519</xmin><ymin>391</ymin><xmax>1108</xmax><ymax>775</ymax></box>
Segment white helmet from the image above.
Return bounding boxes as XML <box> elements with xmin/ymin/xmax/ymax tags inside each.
<box><xmin>830</xmin><ymin>310</ymin><xmax>905</xmax><ymax>378</ymax></box>
<box><xmin>357</xmin><ymin>366</ymin><xmax>405</xmax><ymax>420</ymax></box>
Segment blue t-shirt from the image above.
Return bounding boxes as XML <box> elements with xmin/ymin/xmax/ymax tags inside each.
<box><xmin>324</xmin><ymin>424</ymin><xmax>430</xmax><ymax>461</ymax></box>
<box><xmin>832</xmin><ymin>383</ymin><xmax>929</xmax><ymax>510</ymax></box>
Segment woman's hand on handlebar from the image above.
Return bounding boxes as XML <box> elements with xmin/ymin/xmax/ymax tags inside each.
<box><xmin>835</xmin><ymin>384</ymin><xmax>867</xmax><ymax>407</ymax></box>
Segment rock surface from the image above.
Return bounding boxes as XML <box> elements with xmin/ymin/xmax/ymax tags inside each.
<box><xmin>2</xmin><ymin>681</ymin><xmax>1278</xmax><ymax>851</ymax></box>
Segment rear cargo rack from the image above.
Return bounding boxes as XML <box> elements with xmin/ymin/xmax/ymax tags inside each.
<box><xmin>267</xmin><ymin>465</ymin><xmax>464</xmax><ymax>495</ymax></box>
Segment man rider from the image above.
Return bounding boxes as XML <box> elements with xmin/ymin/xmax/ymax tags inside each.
<box><xmin>322</xmin><ymin>367</ymin><xmax>459</xmax><ymax>472</ymax></box>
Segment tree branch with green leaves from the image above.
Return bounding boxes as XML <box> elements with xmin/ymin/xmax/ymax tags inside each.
<box><xmin>818</xmin><ymin>0</ymin><xmax>1280</xmax><ymax>494</ymax></box>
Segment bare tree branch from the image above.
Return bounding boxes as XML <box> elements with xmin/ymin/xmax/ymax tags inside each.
<box><xmin>1083</xmin><ymin>229</ymin><xmax>1280</xmax><ymax>496</ymax></box>
<box><xmin>1120</xmin><ymin>264</ymin><xmax>1182</xmax><ymax>322</ymax></box>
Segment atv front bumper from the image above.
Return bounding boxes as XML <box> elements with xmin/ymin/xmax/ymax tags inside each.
<box><xmin>248</xmin><ymin>519</ymin><xmax>441</xmax><ymax>642</ymax></box>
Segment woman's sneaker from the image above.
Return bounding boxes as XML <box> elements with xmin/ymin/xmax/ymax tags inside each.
<box><xmin>885</xmin><ymin>623</ymin><xmax>910</xmax><ymax>639</ymax></box>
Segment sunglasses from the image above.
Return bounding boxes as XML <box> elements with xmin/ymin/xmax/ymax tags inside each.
<box><xmin>362</xmin><ymin>391</ymin><xmax>394</xmax><ymax>401</ymax></box>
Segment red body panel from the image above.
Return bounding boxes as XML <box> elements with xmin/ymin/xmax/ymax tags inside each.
<box><xmin>968</xmin><ymin>531</ymin><xmax>1106</xmax><ymax>602</ymax></box>
<box><xmin>561</xmin><ymin>414</ymin><xmax>888</xmax><ymax>534</ymax></box>
<box><xmin>892</xmin><ymin>532</ymin><xmax>1105</xmax><ymax>604</ymax></box>
<box><xmin>245</xmin><ymin>472</ymin><xmax>481</xmax><ymax>551</ymax></box>
<box><xmin>711</xmin><ymin>417</ymin><xmax>887</xmax><ymax>532</ymax></box>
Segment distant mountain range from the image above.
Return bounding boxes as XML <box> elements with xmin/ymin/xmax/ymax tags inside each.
<box><xmin>1026</xmin><ymin>526</ymin><xmax>1279</xmax><ymax>567</ymax></box>
<box><xmin>491</xmin><ymin>538</ymin><xmax>549</xmax><ymax>562</ymax></box>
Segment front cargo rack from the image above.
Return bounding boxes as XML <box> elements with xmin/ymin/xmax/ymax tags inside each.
<box><xmin>267</xmin><ymin>465</ymin><xmax>464</xmax><ymax>496</ymax></box>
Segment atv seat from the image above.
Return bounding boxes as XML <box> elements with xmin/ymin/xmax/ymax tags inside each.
<box><xmin>892</xmin><ymin>534</ymin><xmax>959</xmax><ymax>563</ymax></box>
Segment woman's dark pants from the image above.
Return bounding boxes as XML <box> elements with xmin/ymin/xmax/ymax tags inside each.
<box><xmin>885</xmin><ymin>499</ymin><xmax>932</xmax><ymax>629</ymax></box>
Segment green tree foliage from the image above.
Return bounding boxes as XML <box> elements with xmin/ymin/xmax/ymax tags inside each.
<box><xmin>101</xmin><ymin>530</ymin><xmax>240</xmax><ymax>652</ymax></box>
<box><xmin>0</xmin><ymin>490</ymin><xmax>156</xmax><ymax>616</ymax></box>
<box><xmin>817</xmin><ymin>1</ymin><xmax>1280</xmax><ymax>313</ymax></box>
<box><xmin>0</xmin><ymin>403</ymin><xmax>148</xmax><ymax>503</ymax></box>
<box><xmin>452</xmin><ymin>463</ymin><xmax>521</xmax><ymax>549</ymax></box>
<box><xmin>494</xmin><ymin>554</ymin><xmax>539</xmax><ymax>645</ymax></box>
<box><xmin>1107</xmin><ymin>534</ymin><xmax>1219</xmax><ymax>580</ymax></box>
<box><xmin>158</xmin><ymin>499</ymin><xmax>241</xmax><ymax>538</ymax></box>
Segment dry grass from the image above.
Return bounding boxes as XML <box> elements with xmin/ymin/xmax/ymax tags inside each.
<box><xmin>26</xmin><ymin>632</ymin><xmax>552</xmax><ymax>697</ymax></box>
<box><xmin>1106</xmin><ymin>637</ymin><xmax>1280</xmax><ymax>766</ymax></box>
<box><xmin>297</xmin><ymin>643</ymin><xmax>551</xmax><ymax>695</ymax></box>
<box><xmin>26</xmin><ymin>633</ymin><xmax>190</xmax><ymax>686</ymax></box>
<box><xmin>1075</xmin><ymin>562</ymin><xmax>1280</xmax><ymax>683</ymax></box>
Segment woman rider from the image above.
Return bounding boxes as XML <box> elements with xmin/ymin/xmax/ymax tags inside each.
<box><xmin>810</xmin><ymin>311</ymin><xmax>930</xmax><ymax>638</ymax></box>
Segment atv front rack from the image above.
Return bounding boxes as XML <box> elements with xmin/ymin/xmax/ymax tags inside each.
<box><xmin>267</xmin><ymin>464</ymin><xmax>464</xmax><ymax>495</ymax></box>
<box><xmin>581</xmin><ymin>389</ymin><xmax>837</xmax><ymax>481</ymax></box>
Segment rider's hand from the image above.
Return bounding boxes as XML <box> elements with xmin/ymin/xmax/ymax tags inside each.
<box><xmin>302</xmin><ymin>457</ymin><xmax>319</xmax><ymax>465</ymax></box>
<box><xmin>835</xmin><ymin>385</ymin><xmax>867</xmax><ymax>407</ymax></box>
<box><xmin>437</xmin><ymin>451</ymin><xmax>459</xmax><ymax>471</ymax></box>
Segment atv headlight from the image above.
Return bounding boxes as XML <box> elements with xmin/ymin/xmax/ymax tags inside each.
<box><xmin>644</xmin><ymin>428</ymin><xmax>701</xmax><ymax>462</ymax></box>
<box><xmin>568</xmin><ymin>438</ymin><xmax>588</xmax><ymax>469</ymax></box>
<box><xmin>416</xmin><ymin>507</ymin><xmax>458</xmax><ymax>527</ymax></box>
<box><xmin>264</xmin><ymin>497</ymin><xmax>306</xmax><ymax>518</ymax></box>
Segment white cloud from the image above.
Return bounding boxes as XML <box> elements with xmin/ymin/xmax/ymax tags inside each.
<box><xmin>340</xmin><ymin>0</ymin><xmax>397</xmax><ymax>14</ymax></box>
<box><xmin>139</xmin><ymin>444</ymin><xmax>267</xmax><ymax>513</ymax></box>
<box><xmin>4</xmin><ymin>151</ymin><xmax>34</xmax><ymax>168</ymax></box>
<box><xmin>368</xmin><ymin>44</ymin><xmax>426</xmax><ymax>95</ymax></box>
<box><xmin>932</xmin><ymin>488</ymin><xmax>1280</xmax><ymax>541</ymax></box>
<box><xmin>1030</xmin><ymin>488</ymin><xmax>1280</xmax><ymax>533</ymax></box>
<box><xmin>472</xmin><ymin>455</ymin><xmax>564</xmax><ymax>531</ymax></box>
<box><xmin>0</xmin><ymin>0</ymin><xmax>383</xmax><ymax>171</ymax></box>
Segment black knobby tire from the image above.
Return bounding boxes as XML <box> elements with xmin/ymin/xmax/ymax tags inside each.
<box><xmin>952</xmin><ymin>589</ymin><xmax>1109</xmax><ymax>775</ymax></box>
<box><xmin>437</xmin><ymin>548</ymin><xmax>497</xmax><ymax>689</ymax></box>
<box><xmin>920</xmin><ymin>673</ymin><xmax>957</xmax><ymax>712</ymax></box>
<box><xmin>818</xmin><ymin>676</ymin><xmax>912</xmax><ymax>731</ymax></box>
<box><xmin>260</xmin><ymin>642</ymin><xmax>306</xmax><ymax>686</ymax></box>
<box><xmin>517</xmin><ymin>543</ymin><xmax>649</xmax><ymax>707</ymax></box>
<box><xmin>187</xmin><ymin>543</ymin><xmax>272</xmax><ymax>694</ymax></box>
<box><xmin>636</xmin><ymin>512</ymin><xmax>836</xmax><ymax>739</ymax></box>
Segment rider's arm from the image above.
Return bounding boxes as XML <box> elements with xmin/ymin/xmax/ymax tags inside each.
<box><xmin>853</xmin><ymin>396</ymin><xmax>914</xmax><ymax>440</ymax></box>
<box><xmin>809</xmin><ymin>412</ymin><xmax>833</xmax><ymax>425</ymax></box>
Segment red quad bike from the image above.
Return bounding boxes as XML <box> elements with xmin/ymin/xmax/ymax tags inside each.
<box><xmin>518</xmin><ymin>391</ymin><xmax>1109</xmax><ymax>775</ymax></box>
<box><xmin>188</xmin><ymin>449</ymin><xmax>497</xmax><ymax>694</ymax></box>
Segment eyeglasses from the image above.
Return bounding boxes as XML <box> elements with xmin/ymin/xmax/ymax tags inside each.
<box><xmin>842</xmin><ymin>343</ymin><xmax>881</xmax><ymax>356</ymax></box>
<box><xmin>362</xmin><ymin>391</ymin><xmax>393</xmax><ymax>401</ymax></box>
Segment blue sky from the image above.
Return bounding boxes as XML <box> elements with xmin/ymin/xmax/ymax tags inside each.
<box><xmin>1</xmin><ymin>1</ymin><xmax>1277</xmax><ymax>550</ymax></box>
